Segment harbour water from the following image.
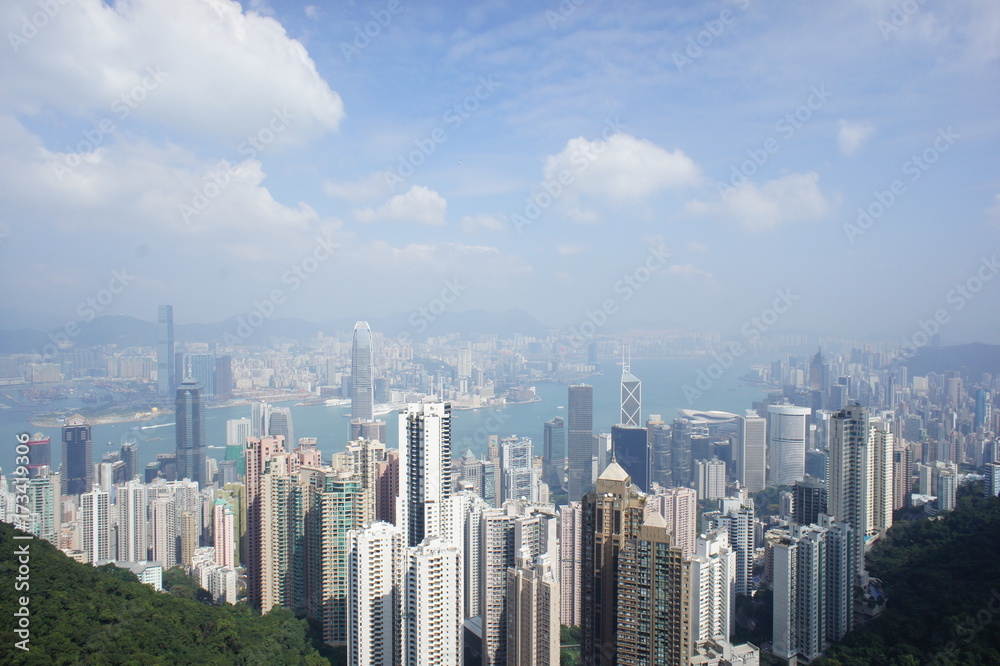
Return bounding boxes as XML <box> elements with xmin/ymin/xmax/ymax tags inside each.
<box><xmin>0</xmin><ymin>354</ymin><xmax>778</xmax><ymax>476</ymax></box>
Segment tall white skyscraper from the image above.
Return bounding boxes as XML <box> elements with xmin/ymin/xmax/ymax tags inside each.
<box><xmin>689</xmin><ymin>528</ymin><xmax>736</xmax><ymax>650</ymax></box>
<box><xmin>81</xmin><ymin>488</ymin><xmax>110</xmax><ymax>565</ymax></box>
<box><xmin>696</xmin><ymin>459</ymin><xmax>727</xmax><ymax>500</ymax></box>
<box><xmin>711</xmin><ymin>497</ymin><xmax>754</xmax><ymax>596</ymax></box>
<box><xmin>352</xmin><ymin>321</ymin><xmax>375</xmax><ymax>423</ymax></box>
<box><xmin>828</xmin><ymin>403</ymin><xmax>870</xmax><ymax>581</ymax></box>
<box><xmin>251</xmin><ymin>401</ymin><xmax>272</xmax><ymax>439</ymax></box>
<box><xmin>736</xmin><ymin>411</ymin><xmax>767</xmax><ymax>492</ymax></box>
<box><xmin>403</xmin><ymin>537</ymin><xmax>461</xmax><ymax>666</ymax></box>
<box><xmin>398</xmin><ymin>402</ymin><xmax>454</xmax><ymax>548</ymax></box>
<box><xmin>117</xmin><ymin>480</ymin><xmax>148</xmax><ymax>563</ymax></box>
<box><xmin>226</xmin><ymin>417</ymin><xmax>252</xmax><ymax>447</ymax></box>
<box><xmin>767</xmin><ymin>404</ymin><xmax>812</xmax><ymax>486</ymax></box>
<box><xmin>348</xmin><ymin>521</ymin><xmax>403</xmax><ymax>666</ymax></box>
<box><xmin>870</xmin><ymin>418</ymin><xmax>895</xmax><ymax>538</ymax></box>
<box><xmin>500</xmin><ymin>436</ymin><xmax>537</xmax><ymax>504</ymax></box>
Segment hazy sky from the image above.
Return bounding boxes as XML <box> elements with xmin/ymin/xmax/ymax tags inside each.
<box><xmin>1</xmin><ymin>0</ymin><xmax>998</xmax><ymax>343</ymax></box>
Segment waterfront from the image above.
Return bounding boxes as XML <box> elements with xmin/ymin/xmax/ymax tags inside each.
<box><xmin>0</xmin><ymin>354</ymin><xmax>778</xmax><ymax>476</ymax></box>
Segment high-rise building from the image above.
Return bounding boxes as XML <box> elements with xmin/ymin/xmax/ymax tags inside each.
<box><xmin>214</xmin><ymin>355</ymin><xmax>233</xmax><ymax>398</ymax></box>
<box><xmin>772</xmin><ymin>516</ymin><xmax>854</xmax><ymax>662</ymax></box>
<box><xmin>179</xmin><ymin>510</ymin><xmax>198</xmax><ymax>567</ymax></box>
<box><xmin>542</xmin><ymin>417</ymin><xmax>566</xmax><ymax>490</ymax></box>
<box><xmin>402</xmin><ymin>537</ymin><xmax>461</xmax><ymax>666</ymax></box>
<box><xmin>251</xmin><ymin>401</ymin><xmax>272</xmax><ymax>439</ymax></box>
<box><xmin>157</xmin><ymin>305</ymin><xmax>175</xmax><ymax>399</ymax></box>
<box><xmin>120</xmin><ymin>441</ymin><xmax>138</xmax><ymax>482</ymax></box>
<box><xmin>612</xmin><ymin>425</ymin><xmax>650</xmax><ymax>492</ymax></box>
<box><xmin>245</xmin><ymin>435</ymin><xmax>287</xmax><ymax>608</ymax></box>
<box><xmin>892</xmin><ymin>445</ymin><xmax>912</xmax><ymax>509</ymax></box>
<box><xmin>710</xmin><ymin>497</ymin><xmax>755</xmax><ymax>597</ymax></box>
<box><xmin>62</xmin><ymin>415</ymin><xmax>92</xmax><ymax>496</ymax></box>
<box><xmin>695</xmin><ymin>458</ymin><xmax>727</xmax><ymax>500</ymax></box>
<box><xmin>26</xmin><ymin>433</ymin><xmax>51</xmax><ymax>478</ymax></box>
<box><xmin>375</xmin><ymin>450</ymin><xmax>399</xmax><ymax>525</ymax></box>
<box><xmin>398</xmin><ymin>402</ymin><xmax>453</xmax><ymax>548</ymax></box>
<box><xmin>793</xmin><ymin>476</ymin><xmax>828</xmax><ymax>527</ymax></box>
<box><xmin>689</xmin><ymin>528</ymin><xmax>735</xmax><ymax>651</ymax></box>
<box><xmin>506</xmin><ymin>549</ymin><xmax>561</xmax><ymax>666</ymax></box>
<box><xmin>213</xmin><ymin>499</ymin><xmax>236</xmax><ymax>568</ymax></box>
<box><xmin>870</xmin><ymin>419</ymin><xmax>895</xmax><ymax>538</ymax></box>
<box><xmin>342</xmin><ymin>438</ymin><xmax>387</xmax><ymax>527</ymax></box>
<box><xmin>150</xmin><ymin>495</ymin><xmax>178</xmax><ymax>569</ymax></box>
<box><xmin>828</xmin><ymin>403</ymin><xmax>871</xmax><ymax>582</ymax></box>
<box><xmin>735</xmin><ymin>411</ymin><xmax>767</xmax><ymax>492</ymax></box>
<box><xmin>567</xmin><ymin>384</ymin><xmax>594</xmax><ymax>501</ymax></box>
<box><xmin>81</xmin><ymin>488</ymin><xmax>110</xmax><ymax>565</ymax></box>
<box><xmin>986</xmin><ymin>462</ymin><xmax>1000</xmax><ymax>499</ymax></box>
<box><xmin>26</xmin><ymin>474</ymin><xmax>60</xmax><ymax>546</ymax></box>
<box><xmin>645</xmin><ymin>486</ymin><xmax>698</xmax><ymax>556</ymax></box>
<box><xmin>559</xmin><ymin>501</ymin><xmax>583</xmax><ymax>627</ymax></box>
<box><xmin>938</xmin><ymin>467</ymin><xmax>958</xmax><ymax>511</ymax></box>
<box><xmin>767</xmin><ymin>404</ymin><xmax>812</xmax><ymax>487</ymax></box>
<box><xmin>348</xmin><ymin>521</ymin><xmax>403</xmax><ymax>666</ymax></box>
<box><xmin>175</xmin><ymin>379</ymin><xmax>206</xmax><ymax>485</ymax></box>
<box><xmin>500</xmin><ymin>436</ymin><xmax>537</xmax><ymax>504</ymax></box>
<box><xmin>267</xmin><ymin>407</ymin><xmax>294</xmax><ymax>451</ymax></box>
<box><xmin>352</xmin><ymin>321</ymin><xmax>375</xmax><ymax>423</ymax></box>
<box><xmin>620</xmin><ymin>359</ymin><xmax>641</xmax><ymax>428</ymax></box>
<box><xmin>117</xmin><ymin>480</ymin><xmax>148</xmax><ymax>563</ymax></box>
<box><xmin>581</xmin><ymin>461</ymin><xmax>691</xmax><ymax>665</ymax></box>
<box><xmin>186</xmin><ymin>353</ymin><xmax>216</xmax><ymax>398</ymax></box>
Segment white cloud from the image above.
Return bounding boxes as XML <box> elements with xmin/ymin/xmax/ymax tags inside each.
<box><xmin>542</xmin><ymin>133</ymin><xmax>701</xmax><ymax>203</ymax></box>
<box><xmin>304</xmin><ymin>5</ymin><xmax>320</xmax><ymax>20</ymax></box>
<box><xmin>1</xmin><ymin>0</ymin><xmax>343</xmax><ymax>147</ymax></box>
<box><xmin>838</xmin><ymin>119</ymin><xmax>875</xmax><ymax>156</ymax></box>
<box><xmin>686</xmin><ymin>240</ymin><xmax>709</xmax><ymax>253</ymax></box>
<box><xmin>555</xmin><ymin>243</ymin><xmax>584</xmax><ymax>256</ymax></box>
<box><xmin>667</xmin><ymin>263</ymin><xmax>714</xmax><ymax>281</ymax></box>
<box><xmin>685</xmin><ymin>172</ymin><xmax>830</xmax><ymax>232</ymax></box>
<box><xmin>459</xmin><ymin>213</ymin><xmax>507</xmax><ymax>233</ymax></box>
<box><xmin>354</xmin><ymin>186</ymin><xmax>448</xmax><ymax>226</ymax></box>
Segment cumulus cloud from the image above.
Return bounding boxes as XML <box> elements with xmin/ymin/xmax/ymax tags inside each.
<box><xmin>685</xmin><ymin>172</ymin><xmax>830</xmax><ymax>232</ymax></box>
<box><xmin>542</xmin><ymin>133</ymin><xmax>701</xmax><ymax>202</ymax></box>
<box><xmin>838</xmin><ymin>120</ymin><xmax>875</xmax><ymax>156</ymax></box>
<box><xmin>1</xmin><ymin>0</ymin><xmax>344</xmax><ymax>147</ymax></box>
<box><xmin>354</xmin><ymin>186</ymin><xmax>448</xmax><ymax>225</ymax></box>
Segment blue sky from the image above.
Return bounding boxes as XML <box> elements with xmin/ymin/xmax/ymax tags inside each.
<box><xmin>1</xmin><ymin>0</ymin><xmax>998</xmax><ymax>342</ymax></box>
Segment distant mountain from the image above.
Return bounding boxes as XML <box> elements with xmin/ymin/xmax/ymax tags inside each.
<box><xmin>0</xmin><ymin>309</ymin><xmax>549</xmax><ymax>353</ymax></box>
<box><xmin>905</xmin><ymin>342</ymin><xmax>1000</xmax><ymax>378</ymax></box>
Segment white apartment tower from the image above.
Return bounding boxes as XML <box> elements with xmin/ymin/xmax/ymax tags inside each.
<box><xmin>348</xmin><ymin>522</ymin><xmax>402</xmax><ymax>666</ymax></box>
<box><xmin>403</xmin><ymin>537</ymin><xmax>461</xmax><ymax>666</ymax></box>
<box><xmin>689</xmin><ymin>528</ymin><xmax>736</xmax><ymax>650</ymax></box>
<box><xmin>767</xmin><ymin>404</ymin><xmax>812</xmax><ymax>487</ymax></box>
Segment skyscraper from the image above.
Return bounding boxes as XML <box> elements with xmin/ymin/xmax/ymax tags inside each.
<box><xmin>26</xmin><ymin>433</ymin><xmax>51</xmax><ymax>479</ymax></box>
<box><xmin>767</xmin><ymin>404</ymin><xmax>812</xmax><ymax>487</ymax></box>
<box><xmin>214</xmin><ymin>499</ymin><xmax>236</xmax><ymax>568</ymax></box>
<box><xmin>615</xmin><ymin>513</ymin><xmax>691</xmax><ymax>666</ymax></box>
<box><xmin>542</xmin><ymin>417</ymin><xmax>566</xmax><ymax>490</ymax></box>
<box><xmin>150</xmin><ymin>495</ymin><xmax>178</xmax><ymax>569</ymax></box>
<box><xmin>695</xmin><ymin>458</ymin><xmax>727</xmax><ymax>500</ymax></box>
<box><xmin>506</xmin><ymin>550</ymin><xmax>561</xmax><ymax>666</ymax></box>
<box><xmin>500</xmin><ymin>436</ymin><xmax>537</xmax><ymax>504</ymax></box>
<box><xmin>267</xmin><ymin>407</ymin><xmax>294</xmax><ymax>449</ymax></box>
<box><xmin>62</xmin><ymin>414</ymin><xmax>92</xmax><ymax>496</ymax></box>
<box><xmin>26</xmin><ymin>474</ymin><xmax>60</xmax><ymax>546</ymax></box>
<box><xmin>117</xmin><ymin>480</ymin><xmax>148</xmax><ymax>563</ymax></box>
<box><xmin>567</xmin><ymin>384</ymin><xmax>594</xmax><ymax>501</ymax></box>
<box><xmin>793</xmin><ymin>476</ymin><xmax>828</xmax><ymax>527</ymax></box>
<box><xmin>175</xmin><ymin>378</ymin><xmax>206</xmax><ymax>485</ymax></box>
<box><xmin>559</xmin><ymin>501</ymin><xmax>583</xmax><ymax>627</ymax></box>
<box><xmin>348</xmin><ymin>521</ymin><xmax>403</xmax><ymax>666</ymax></box>
<box><xmin>735</xmin><ymin>411</ymin><xmax>767</xmax><ymax>492</ymax></box>
<box><xmin>186</xmin><ymin>353</ymin><xmax>216</xmax><ymax>398</ymax></box>
<box><xmin>828</xmin><ymin>403</ymin><xmax>869</xmax><ymax>582</ymax></box>
<box><xmin>245</xmin><ymin>435</ymin><xmax>287</xmax><ymax>609</ymax></box>
<box><xmin>611</xmin><ymin>424</ymin><xmax>650</xmax><ymax>492</ymax></box>
<box><xmin>689</xmin><ymin>529</ymin><xmax>736</xmax><ymax>651</ymax></box>
<box><xmin>620</xmin><ymin>357</ymin><xmax>641</xmax><ymax>428</ymax></box>
<box><xmin>352</xmin><ymin>321</ymin><xmax>375</xmax><ymax>423</ymax></box>
<box><xmin>157</xmin><ymin>305</ymin><xmax>175</xmax><ymax>400</ymax></box>
<box><xmin>645</xmin><ymin>486</ymin><xmax>698</xmax><ymax>556</ymax></box>
<box><xmin>402</xmin><ymin>537</ymin><xmax>461</xmax><ymax>666</ymax></box>
<box><xmin>214</xmin><ymin>354</ymin><xmax>233</xmax><ymax>398</ymax></box>
<box><xmin>711</xmin><ymin>497</ymin><xmax>755</xmax><ymax>597</ymax></box>
<box><xmin>81</xmin><ymin>488</ymin><xmax>110</xmax><ymax>565</ymax></box>
<box><xmin>398</xmin><ymin>402</ymin><xmax>453</xmax><ymax>548</ymax></box>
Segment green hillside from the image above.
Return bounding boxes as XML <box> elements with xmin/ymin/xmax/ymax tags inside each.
<box><xmin>0</xmin><ymin>522</ymin><xmax>326</xmax><ymax>664</ymax></box>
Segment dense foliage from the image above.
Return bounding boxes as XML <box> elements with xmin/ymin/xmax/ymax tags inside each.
<box><xmin>816</xmin><ymin>485</ymin><xmax>1000</xmax><ymax>665</ymax></box>
<box><xmin>0</xmin><ymin>522</ymin><xmax>326</xmax><ymax>664</ymax></box>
